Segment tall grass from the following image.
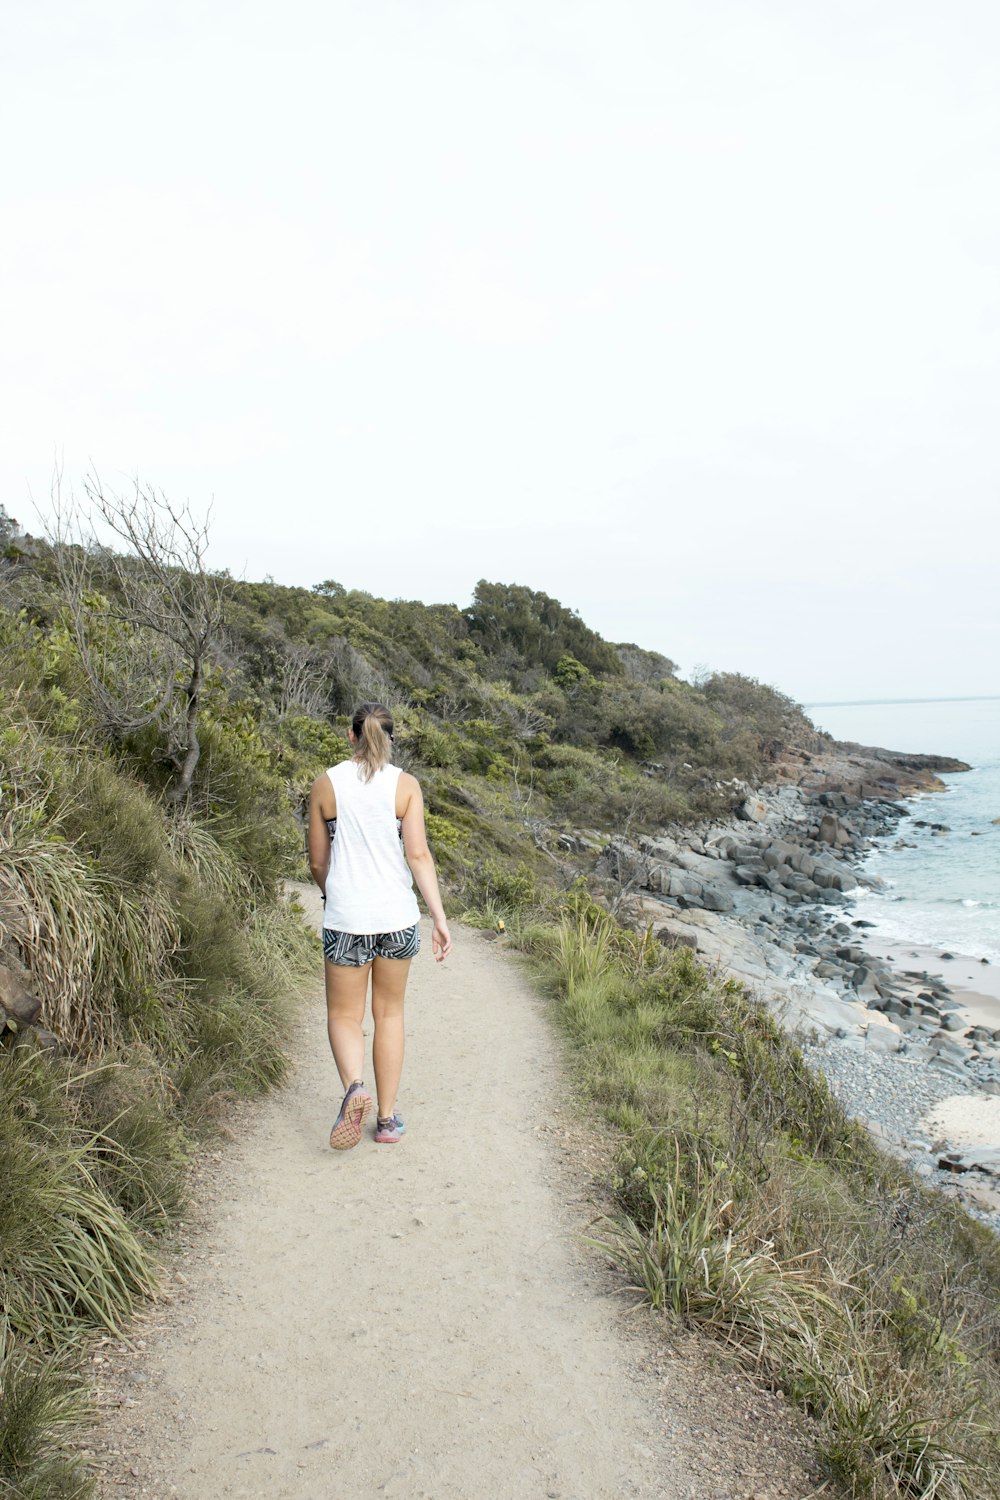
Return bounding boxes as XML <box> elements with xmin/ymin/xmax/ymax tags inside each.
<box><xmin>0</xmin><ymin>707</ymin><xmax>315</xmax><ymax>1494</ymax></box>
<box><xmin>0</xmin><ymin>1343</ymin><xmax>93</xmax><ymax>1499</ymax></box>
<box><xmin>0</xmin><ymin>728</ymin><xmax>179</xmax><ymax>1051</ymax></box>
<box><xmin>165</xmin><ymin>812</ymin><xmax>250</xmax><ymax>902</ymax></box>
<box><xmin>73</xmin><ymin>1059</ymin><xmax>188</xmax><ymax>1229</ymax></box>
<box><xmin>591</xmin><ymin>1150</ymin><xmax>839</xmax><ymax>1368</ymax></box>
<box><xmin>0</xmin><ymin>1050</ymin><xmax>158</xmax><ymax>1347</ymax></box>
<box><xmin>529</xmin><ymin>903</ymin><xmax>1000</xmax><ymax>1500</ymax></box>
<box><xmin>0</xmin><ymin>723</ymin><xmax>311</xmax><ymax>1072</ymax></box>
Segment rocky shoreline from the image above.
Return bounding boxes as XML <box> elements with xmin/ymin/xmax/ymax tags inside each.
<box><xmin>596</xmin><ymin>742</ymin><xmax>1000</xmax><ymax>1230</ymax></box>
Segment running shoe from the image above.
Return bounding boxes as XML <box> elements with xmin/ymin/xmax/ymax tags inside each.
<box><xmin>374</xmin><ymin>1112</ymin><xmax>406</xmax><ymax>1144</ymax></box>
<box><xmin>329</xmin><ymin>1081</ymin><xmax>373</xmax><ymax>1150</ymax></box>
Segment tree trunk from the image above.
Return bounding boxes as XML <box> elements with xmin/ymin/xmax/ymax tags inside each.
<box><xmin>169</xmin><ymin>656</ymin><xmax>203</xmax><ymax>803</ymax></box>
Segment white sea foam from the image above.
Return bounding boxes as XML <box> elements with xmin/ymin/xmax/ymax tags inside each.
<box><xmin>816</xmin><ymin>696</ymin><xmax>1000</xmax><ymax>967</ymax></box>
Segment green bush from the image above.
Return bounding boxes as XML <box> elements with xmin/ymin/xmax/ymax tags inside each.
<box><xmin>0</xmin><ymin>1048</ymin><xmax>158</xmax><ymax>1347</ymax></box>
<box><xmin>0</xmin><ymin>1345</ymin><xmax>93</xmax><ymax>1499</ymax></box>
<box><xmin>75</xmin><ymin>1060</ymin><xmax>187</xmax><ymax>1230</ymax></box>
<box><xmin>459</xmin><ymin>859</ymin><xmax>538</xmax><ymax>923</ymax></box>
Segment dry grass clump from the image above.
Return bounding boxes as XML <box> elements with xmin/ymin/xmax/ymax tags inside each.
<box><xmin>528</xmin><ymin>898</ymin><xmax>1000</xmax><ymax>1500</ymax></box>
<box><xmin>0</xmin><ymin>720</ymin><xmax>311</xmax><ymax>1072</ymax></box>
<box><xmin>0</xmin><ymin>724</ymin><xmax>179</xmax><ymax>1050</ymax></box>
<box><xmin>591</xmin><ymin>1151</ymin><xmax>837</xmax><ymax>1371</ymax></box>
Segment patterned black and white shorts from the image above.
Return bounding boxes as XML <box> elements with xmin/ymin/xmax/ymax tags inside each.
<box><xmin>322</xmin><ymin>924</ymin><xmax>420</xmax><ymax>967</ymax></box>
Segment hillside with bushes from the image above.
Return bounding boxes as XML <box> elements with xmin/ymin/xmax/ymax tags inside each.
<box><xmin>2</xmin><ymin>490</ymin><xmax>821</xmax><ymax>932</ymax></box>
<box><xmin>4</xmin><ymin>492</ymin><xmax>998</xmax><ymax>1500</ymax></box>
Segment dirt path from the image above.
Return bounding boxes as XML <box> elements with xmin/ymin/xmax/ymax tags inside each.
<box><xmin>90</xmin><ymin>894</ymin><xmax>819</xmax><ymax>1500</ymax></box>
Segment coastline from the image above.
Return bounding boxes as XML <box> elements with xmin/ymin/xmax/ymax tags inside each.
<box><xmin>860</xmin><ymin>940</ymin><xmax>1000</xmax><ymax>1026</ymax></box>
<box><xmin>598</xmin><ymin>742</ymin><xmax>1000</xmax><ymax>1230</ymax></box>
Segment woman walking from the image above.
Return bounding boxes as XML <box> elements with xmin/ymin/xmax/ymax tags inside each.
<box><xmin>308</xmin><ymin>702</ymin><xmax>451</xmax><ymax>1149</ymax></box>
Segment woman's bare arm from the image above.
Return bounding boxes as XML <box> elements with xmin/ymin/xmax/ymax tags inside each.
<box><xmin>307</xmin><ymin>774</ymin><xmax>336</xmax><ymax>893</ymax></box>
<box><xmin>398</xmin><ymin>773</ymin><xmax>452</xmax><ymax>960</ymax></box>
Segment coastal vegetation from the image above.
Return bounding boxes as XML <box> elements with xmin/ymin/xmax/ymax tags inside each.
<box><xmin>510</xmin><ymin>896</ymin><xmax>1000</xmax><ymax>1498</ymax></box>
<box><xmin>2</xmin><ymin>494</ymin><xmax>997</xmax><ymax>1497</ymax></box>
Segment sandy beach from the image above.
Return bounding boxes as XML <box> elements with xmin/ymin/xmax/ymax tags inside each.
<box><xmin>925</xmin><ymin>1093</ymin><xmax>1000</xmax><ymax>1147</ymax></box>
<box><xmin>863</xmin><ymin>940</ymin><xmax>1000</xmax><ymax>1031</ymax></box>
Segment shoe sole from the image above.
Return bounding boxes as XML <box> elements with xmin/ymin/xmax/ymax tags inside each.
<box><xmin>329</xmin><ymin>1090</ymin><xmax>373</xmax><ymax>1150</ymax></box>
<box><xmin>374</xmin><ymin>1131</ymin><xmax>405</xmax><ymax>1144</ymax></box>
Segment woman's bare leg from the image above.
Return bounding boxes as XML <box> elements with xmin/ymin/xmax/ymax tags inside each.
<box><xmin>370</xmin><ymin>956</ymin><xmax>412</xmax><ymax>1120</ymax></box>
<box><xmin>324</xmin><ymin>961</ymin><xmax>372</xmax><ymax>1088</ymax></box>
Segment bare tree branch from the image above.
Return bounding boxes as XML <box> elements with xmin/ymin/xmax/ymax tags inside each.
<box><xmin>275</xmin><ymin>639</ymin><xmax>332</xmax><ymax>722</ymax></box>
<box><xmin>44</xmin><ymin>472</ymin><xmax>225</xmax><ymax>803</ymax></box>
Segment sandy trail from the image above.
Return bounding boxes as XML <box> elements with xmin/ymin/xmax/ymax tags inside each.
<box><xmin>91</xmin><ymin>892</ymin><xmax>817</xmax><ymax>1500</ymax></box>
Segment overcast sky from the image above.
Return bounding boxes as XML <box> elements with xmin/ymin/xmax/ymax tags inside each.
<box><xmin>3</xmin><ymin>1</ymin><xmax>998</xmax><ymax>704</ymax></box>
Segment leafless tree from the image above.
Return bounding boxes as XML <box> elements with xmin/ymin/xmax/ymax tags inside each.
<box><xmin>326</xmin><ymin>636</ymin><xmax>397</xmax><ymax>714</ymax></box>
<box><xmin>606</xmin><ymin>780</ymin><xmax>656</xmax><ymax>917</ymax></box>
<box><xmin>275</xmin><ymin>639</ymin><xmax>332</xmax><ymax>721</ymax></box>
<box><xmin>46</xmin><ymin>473</ymin><xmax>225</xmax><ymax>803</ymax></box>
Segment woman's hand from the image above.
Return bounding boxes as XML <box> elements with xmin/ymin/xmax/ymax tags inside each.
<box><xmin>431</xmin><ymin>921</ymin><xmax>452</xmax><ymax>962</ymax></box>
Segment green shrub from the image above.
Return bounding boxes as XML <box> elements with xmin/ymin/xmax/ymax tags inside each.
<box><xmin>0</xmin><ymin>1048</ymin><xmax>158</xmax><ymax>1346</ymax></box>
<box><xmin>592</xmin><ymin>1153</ymin><xmax>837</xmax><ymax>1375</ymax></box>
<box><xmin>176</xmin><ymin>988</ymin><xmax>289</xmax><ymax>1110</ymax></box>
<box><xmin>52</xmin><ymin>756</ymin><xmax>173</xmax><ymax>894</ymax></box>
<box><xmin>459</xmin><ymin>859</ymin><xmax>538</xmax><ymax>925</ymax></box>
<box><xmin>0</xmin><ymin>1345</ymin><xmax>93</xmax><ymax>1500</ymax></box>
<box><xmin>0</xmin><ymin>753</ymin><xmax>178</xmax><ymax>1051</ymax></box>
<box><xmin>74</xmin><ymin>1060</ymin><xmax>187</xmax><ymax>1230</ymax></box>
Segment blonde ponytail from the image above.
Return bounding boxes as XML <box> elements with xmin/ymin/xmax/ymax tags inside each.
<box><xmin>351</xmin><ymin>701</ymin><xmax>394</xmax><ymax>781</ymax></box>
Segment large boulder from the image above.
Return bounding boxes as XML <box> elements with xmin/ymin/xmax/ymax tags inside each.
<box><xmin>732</xmin><ymin>863</ymin><xmax>766</xmax><ymax>887</ymax></box>
<box><xmin>736</xmin><ymin>795</ymin><xmax>768</xmax><ymax>823</ymax></box>
<box><xmin>712</xmin><ymin>834</ymin><xmax>741</xmax><ymax>860</ymax></box>
<box><xmin>697</xmin><ymin>883</ymin><xmax>735</xmax><ymax>914</ymax></box>
<box><xmin>761</xmin><ymin>840</ymin><xmax>798</xmax><ymax>870</ymax></box>
<box><xmin>783</xmin><ymin>873</ymin><xmax>820</xmax><ymax>898</ymax></box>
<box><xmin>813</xmin><ymin>865</ymin><xmax>857</xmax><ymax>893</ymax></box>
<box><xmin>865</xmin><ymin>1023</ymin><xmax>901</xmax><ymax>1053</ymax></box>
<box><xmin>817</xmin><ymin>813</ymin><xmax>853</xmax><ymax>847</ymax></box>
<box><xmin>938</xmin><ymin>1146</ymin><xmax>1000</xmax><ymax>1175</ymax></box>
<box><xmin>655</xmin><ymin>926</ymin><xmax>698</xmax><ymax>952</ymax></box>
<box><xmin>835</xmin><ymin>946</ymin><xmax>869</xmax><ymax>965</ymax></box>
<box><xmin>850</xmin><ymin>967</ymin><xmax>882</xmax><ymax>1002</ymax></box>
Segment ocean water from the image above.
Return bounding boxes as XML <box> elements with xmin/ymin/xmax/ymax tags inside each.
<box><xmin>808</xmin><ymin>698</ymin><xmax>1000</xmax><ymax>963</ymax></box>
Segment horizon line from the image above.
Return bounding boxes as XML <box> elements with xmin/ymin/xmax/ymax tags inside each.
<box><xmin>805</xmin><ymin>694</ymin><xmax>1000</xmax><ymax>709</ymax></box>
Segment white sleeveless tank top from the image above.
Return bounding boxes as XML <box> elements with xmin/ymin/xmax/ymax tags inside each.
<box><xmin>322</xmin><ymin>760</ymin><xmax>420</xmax><ymax>934</ymax></box>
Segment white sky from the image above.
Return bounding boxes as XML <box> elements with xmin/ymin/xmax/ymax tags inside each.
<box><xmin>2</xmin><ymin>0</ymin><xmax>998</xmax><ymax>703</ymax></box>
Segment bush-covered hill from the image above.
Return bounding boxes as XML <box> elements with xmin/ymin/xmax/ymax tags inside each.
<box><xmin>0</xmin><ymin>492</ymin><xmax>829</xmax><ymax>1496</ymax></box>
<box><xmin>3</xmin><ymin>492</ymin><xmax>824</xmax><ymax>913</ymax></box>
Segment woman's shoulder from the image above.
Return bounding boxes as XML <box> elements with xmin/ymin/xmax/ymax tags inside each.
<box><xmin>395</xmin><ymin>769</ymin><xmax>423</xmax><ymax>804</ymax></box>
<box><xmin>310</xmin><ymin>769</ymin><xmax>337</xmax><ymax>814</ymax></box>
